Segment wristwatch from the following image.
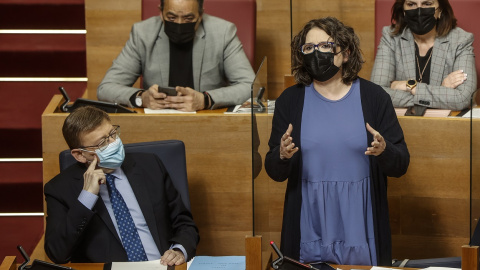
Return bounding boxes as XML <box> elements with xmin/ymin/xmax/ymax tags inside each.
<box><xmin>406</xmin><ymin>79</ymin><xmax>417</xmax><ymax>93</ymax></box>
<box><xmin>135</xmin><ymin>91</ymin><xmax>144</xmax><ymax>107</ymax></box>
<box><xmin>203</xmin><ymin>92</ymin><xmax>211</xmax><ymax>110</ymax></box>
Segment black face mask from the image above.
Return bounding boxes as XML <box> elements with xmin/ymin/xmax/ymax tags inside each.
<box><xmin>164</xmin><ymin>21</ymin><xmax>196</xmax><ymax>44</ymax></box>
<box><xmin>404</xmin><ymin>7</ymin><xmax>437</xmax><ymax>35</ymax></box>
<box><xmin>303</xmin><ymin>50</ymin><xmax>340</xmax><ymax>82</ymax></box>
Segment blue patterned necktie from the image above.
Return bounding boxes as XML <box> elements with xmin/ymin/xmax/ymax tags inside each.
<box><xmin>105</xmin><ymin>174</ymin><xmax>148</xmax><ymax>261</ymax></box>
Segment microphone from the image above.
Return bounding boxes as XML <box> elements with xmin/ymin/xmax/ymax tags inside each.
<box><xmin>17</xmin><ymin>245</ymin><xmax>30</xmax><ymax>270</ymax></box>
<box><xmin>270</xmin><ymin>241</ymin><xmax>283</xmax><ymax>259</ymax></box>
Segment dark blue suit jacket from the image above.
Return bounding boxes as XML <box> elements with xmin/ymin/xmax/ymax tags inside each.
<box><xmin>44</xmin><ymin>152</ymin><xmax>199</xmax><ymax>263</ymax></box>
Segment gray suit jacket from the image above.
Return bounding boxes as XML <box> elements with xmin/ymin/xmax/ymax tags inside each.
<box><xmin>97</xmin><ymin>14</ymin><xmax>255</xmax><ymax>109</ymax></box>
<box><xmin>371</xmin><ymin>26</ymin><xmax>477</xmax><ymax>110</ymax></box>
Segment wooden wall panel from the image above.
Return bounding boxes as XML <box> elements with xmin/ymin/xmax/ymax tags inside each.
<box><xmin>392</xmin><ymin>235</ymin><xmax>469</xmax><ymax>260</ymax></box>
<box><xmin>472</xmin><ymin>122</ymin><xmax>480</xmax><ymax>235</ymax></box>
<box><xmin>384</xmin><ymin>117</ymin><xmax>470</xmax><ymax>259</ymax></box>
<box><xmin>260</xmin><ymin>0</ymin><xmax>375</xmax><ymax>99</ymax></box>
<box><xmin>85</xmin><ymin>0</ymin><xmax>142</xmax><ymax>100</ymax></box>
<box><xmin>255</xmin><ymin>0</ymin><xmax>291</xmax><ymax>99</ymax></box>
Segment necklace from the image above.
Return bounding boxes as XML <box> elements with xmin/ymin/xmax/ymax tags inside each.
<box><xmin>416</xmin><ymin>49</ymin><xmax>433</xmax><ymax>83</ymax></box>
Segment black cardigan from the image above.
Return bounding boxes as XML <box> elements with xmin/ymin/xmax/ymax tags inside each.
<box><xmin>265</xmin><ymin>78</ymin><xmax>410</xmax><ymax>266</ymax></box>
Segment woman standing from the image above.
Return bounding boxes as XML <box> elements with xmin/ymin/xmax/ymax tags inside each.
<box><xmin>371</xmin><ymin>0</ymin><xmax>476</xmax><ymax>110</ymax></box>
<box><xmin>265</xmin><ymin>17</ymin><xmax>409</xmax><ymax>266</ymax></box>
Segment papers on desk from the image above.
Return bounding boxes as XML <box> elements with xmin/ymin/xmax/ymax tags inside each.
<box><xmin>370</xmin><ymin>267</ymin><xmax>460</xmax><ymax>270</ymax></box>
<box><xmin>394</xmin><ymin>108</ymin><xmax>408</xmax><ymax>116</ymax></box>
<box><xmin>423</xmin><ymin>267</ymin><xmax>461</xmax><ymax>270</ymax></box>
<box><xmin>461</xmin><ymin>108</ymin><xmax>480</xmax><ymax>118</ymax></box>
<box><xmin>227</xmin><ymin>104</ymin><xmax>258</xmax><ymax>114</ymax></box>
<box><xmin>225</xmin><ymin>100</ymin><xmax>275</xmax><ymax>114</ymax></box>
<box><xmin>108</xmin><ymin>257</ymin><xmax>245</xmax><ymax>270</ymax></box>
<box><xmin>394</xmin><ymin>108</ymin><xmax>451</xmax><ymax>117</ymax></box>
<box><xmin>110</xmin><ymin>259</ymin><xmax>167</xmax><ymax>270</ymax></box>
<box><xmin>108</xmin><ymin>259</ymin><xmax>460</xmax><ymax>270</ymax></box>
<box><xmin>370</xmin><ymin>267</ymin><xmax>394</xmax><ymax>270</ymax></box>
<box><xmin>144</xmin><ymin>108</ymin><xmax>196</xmax><ymax>114</ymax></box>
<box><xmin>188</xmin><ymin>256</ymin><xmax>245</xmax><ymax>270</ymax></box>
<box><xmin>424</xmin><ymin>109</ymin><xmax>451</xmax><ymax>117</ymax></box>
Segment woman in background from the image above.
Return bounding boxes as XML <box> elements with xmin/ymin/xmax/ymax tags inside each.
<box><xmin>265</xmin><ymin>17</ymin><xmax>409</xmax><ymax>266</ymax></box>
<box><xmin>371</xmin><ymin>0</ymin><xmax>476</xmax><ymax>110</ymax></box>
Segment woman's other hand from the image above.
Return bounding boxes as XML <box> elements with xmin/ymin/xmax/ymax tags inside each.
<box><xmin>442</xmin><ymin>70</ymin><xmax>467</xmax><ymax>89</ymax></box>
<box><xmin>365</xmin><ymin>123</ymin><xmax>386</xmax><ymax>156</ymax></box>
<box><xmin>280</xmin><ymin>124</ymin><xmax>299</xmax><ymax>160</ymax></box>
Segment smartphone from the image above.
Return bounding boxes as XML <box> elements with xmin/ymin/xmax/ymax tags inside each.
<box><xmin>405</xmin><ymin>105</ymin><xmax>427</xmax><ymax>116</ymax></box>
<box><xmin>158</xmin><ymin>86</ymin><xmax>177</xmax><ymax>96</ymax></box>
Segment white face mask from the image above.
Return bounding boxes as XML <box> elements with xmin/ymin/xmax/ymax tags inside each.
<box><xmin>94</xmin><ymin>137</ymin><xmax>125</xmax><ymax>169</ymax></box>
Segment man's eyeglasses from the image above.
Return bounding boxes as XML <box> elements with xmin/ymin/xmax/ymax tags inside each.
<box><xmin>300</xmin><ymin>42</ymin><xmax>336</xmax><ymax>54</ymax></box>
<box><xmin>79</xmin><ymin>125</ymin><xmax>121</xmax><ymax>152</ymax></box>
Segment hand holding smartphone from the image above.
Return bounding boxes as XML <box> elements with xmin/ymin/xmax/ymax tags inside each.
<box><xmin>158</xmin><ymin>86</ymin><xmax>177</xmax><ymax>96</ymax></box>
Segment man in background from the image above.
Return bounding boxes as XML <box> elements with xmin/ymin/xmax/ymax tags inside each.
<box><xmin>97</xmin><ymin>0</ymin><xmax>255</xmax><ymax>111</ymax></box>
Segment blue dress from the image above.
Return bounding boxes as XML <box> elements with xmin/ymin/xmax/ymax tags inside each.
<box><xmin>299</xmin><ymin>79</ymin><xmax>377</xmax><ymax>265</ymax></box>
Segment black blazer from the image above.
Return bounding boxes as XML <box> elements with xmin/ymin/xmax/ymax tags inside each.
<box><xmin>44</xmin><ymin>152</ymin><xmax>199</xmax><ymax>263</ymax></box>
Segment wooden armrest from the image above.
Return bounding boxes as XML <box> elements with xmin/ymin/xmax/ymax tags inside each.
<box><xmin>0</xmin><ymin>256</ymin><xmax>16</xmax><ymax>270</ymax></box>
<box><xmin>462</xmin><ymin>245</ymin><xmax>479</xmax><ymax>270</ymax></box>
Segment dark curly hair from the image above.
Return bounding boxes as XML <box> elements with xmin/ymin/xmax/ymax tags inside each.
<box><xmin>291</xmin><ymin>17</ymin><xmax>364</xmax><ymax>86</ymax></box>
<box><xmin>160</xmin><ymin>0</ymin><xmax>204</xmax><ymax>14</ymax></box>
<box><xmin>390</xmin><ymin>0</ymin><xmax>457</xmax><ymax>37</ymax></box>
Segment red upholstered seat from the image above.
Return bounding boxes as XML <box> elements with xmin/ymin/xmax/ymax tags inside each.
<box><xmin>0</xmin><ymin>216</ymin><xmax>44</xmax><ymax>261</ymax></box>
<box><xmin>374</xmin><ymin>0</ymin><xmax>392</xmax><ymax>52</ymax></box>
<box><xmin>142</xmin><ymin>0</ymin><xmax>256</xmax><ymax>67</ymax></box>
<box><xmin>449</xmin><ymin>0</ymin><xmax>480</xmax><ymax>95</ymax></box>
<box><xmin>374</xmin><ymin>0</ymin><xmax>480</xmax><ymax>92</ymax></box>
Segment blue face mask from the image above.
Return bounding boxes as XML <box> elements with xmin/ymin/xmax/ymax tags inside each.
<box><xmin>95</xmin><ymin>137</ymin><xmax>125</xmax><ymax>169</ymax></box>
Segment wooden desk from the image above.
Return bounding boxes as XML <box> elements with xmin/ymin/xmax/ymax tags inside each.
<box><xmin>390</xmin><ymin>116</ymin><xmax>471</xmax><ymax>259</ymax></box>
<box><xmin>65</xmin><ymin>263</ymin><xmax>186</xmax><ymax>270</ymax></box>
<box><xmin>0</xmin><ymin>256</ymin><xmax>186</xmax><ymax>270</ymax></box>
<box><xmin>58</xmin><ymin>263</ymin><xmax>105</xmax><ymax>270</ymax></box>
<box><xmin>0</xmin><ymin>255</ymin><xmax>418</xmax><ymax>270</ymax></box>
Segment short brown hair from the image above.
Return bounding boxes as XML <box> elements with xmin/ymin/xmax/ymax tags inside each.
<box><xmin>291</xmin><ymin>17</ymin><xmax>364</xmax><ymax>86</ymax></box>
<box><xmin>390</xmin><ymin>0</ymin><xmax>457</xmax><ymax>37</ymax></box>
<box><xmin>62</xmin><ymin>106</ymin><xmax>111</xmax><ymax>149</ymax></box>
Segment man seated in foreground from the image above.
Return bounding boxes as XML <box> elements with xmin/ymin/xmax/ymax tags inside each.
<box><xmin>44</xmin><ymin>106</ymin><xmax>199</xmax><ymax>264</ymax></box>
<box><xmin>97</xmin><ymin>0</ymin><xmax>255</xmax><ymax>111</ymax></box>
